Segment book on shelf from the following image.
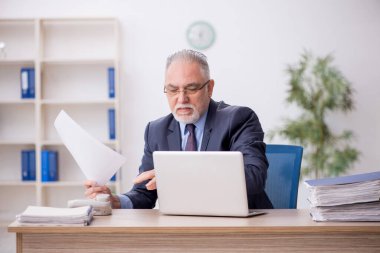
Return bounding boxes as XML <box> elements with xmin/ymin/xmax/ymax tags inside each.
<box><xmin>16</xmin><ymin>205</ymin><xmax>94</xmax><ymax>226</ymax></box>
<box><xmin>108</xmin><ymin>108</ymin><xmax>115</xmax><ymax>140</ymax></box>
<box><xmin>108</xmin><ymin>67</ymin><xmax>115</xmax><ymax>98</ymax></box>
<box><xmin>21</xmin><ymin>150</ymin><xmax>36</xmax><ymax>181</ymax></box>
<box><xmin>304</xmin><ymin>171</ymin><xmax>380</xmax><ymax>221</ymax></box>
<box><xmin>20</xmin><ymin>67</ymin><xmax>35</xmax><ymax>99</ymax></box>
<box><xmin>41</xmin><ymin>150</ymin><xmax>59</xmax><ymax>182</ymax></box>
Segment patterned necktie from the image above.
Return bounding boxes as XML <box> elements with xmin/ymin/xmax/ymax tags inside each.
<box><xmin>185</xmin><ymin>124</ymin><xmax>197</xmax><ymax>151</ymax></box>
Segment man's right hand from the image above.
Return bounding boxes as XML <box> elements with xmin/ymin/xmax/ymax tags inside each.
<box><xmin>133</xmin><ymin>169</ymin><xmax>156</xmax><ymax>190</ymax></box>
<box><xmin>84</xmin><ymin>180</ymin><xmax>121</xmax><ymax>208</ymax></box>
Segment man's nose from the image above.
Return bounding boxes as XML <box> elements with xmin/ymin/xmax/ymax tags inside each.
<box><xmin>177</xmin><ymin>91</ymin><xmax>189</xmax><ymax>103</ymax></box>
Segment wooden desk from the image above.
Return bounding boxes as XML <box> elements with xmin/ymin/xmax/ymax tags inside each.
<box><xmin>8</xmin><ymin>209</ymin><xmax>380</xmax><ymax>253</ymax></box>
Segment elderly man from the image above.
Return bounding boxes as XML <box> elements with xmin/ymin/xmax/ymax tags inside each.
<box><xmin>85</xmin><ymin>49</ymin><xmax>273</xmax><ymax>209</ymax></box>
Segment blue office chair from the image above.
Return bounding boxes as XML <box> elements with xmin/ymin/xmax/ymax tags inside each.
<box><xmin>264</xmin><ymin>144</ymin><xmax>303</xmax><ymax>209</ymax></box>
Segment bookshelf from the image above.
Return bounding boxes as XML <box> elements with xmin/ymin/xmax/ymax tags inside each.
<box><xmin>0</xmin><ymin>18</ymin><xmax>121</xmax><ymax>222</ymax></box>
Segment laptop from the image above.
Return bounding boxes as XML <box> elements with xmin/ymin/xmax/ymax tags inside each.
<box><xmin>153</xmin><ymin>151</ymin><xmax>265</xmax><ymax>217</ymax></box>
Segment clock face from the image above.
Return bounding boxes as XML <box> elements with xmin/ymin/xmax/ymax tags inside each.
<box><xmin>186</xmin><ymin>21</ymin><xmax>216</xmax><ymax>50</ymax></box>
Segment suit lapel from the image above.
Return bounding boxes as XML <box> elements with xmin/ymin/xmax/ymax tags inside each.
<box><xmin>167</xmin><ymin>118</ymin><xmax>182</xmax><ymax>151</ymax></box>
<box><xmin>200</xmin><ymin>100</ymin><xmax>217</xmax><ymax>151</ymax></box>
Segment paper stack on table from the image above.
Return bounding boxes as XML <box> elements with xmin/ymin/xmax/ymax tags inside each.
<box><xmin>304</xmin><ymin>171</ymin><xmax>380</xmax><ymax>221</ymax></box>
<box><xmin>17</xmin><ymin>205</ymin><xmax>94</xmax><ymax>226</ymax></box>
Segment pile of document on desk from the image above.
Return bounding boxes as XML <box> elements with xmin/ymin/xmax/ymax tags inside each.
<box><xmin>304</xmin><ymin>171</ymin><xmax>380</xmax><ymax>221</ymax></box>
<box><xmin>17</xmin><ymin>205</ymin><xmax>94</xmax><ymax>226</ymax></box>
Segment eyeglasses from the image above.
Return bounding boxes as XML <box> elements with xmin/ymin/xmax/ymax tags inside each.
<box><xmin>164</xmin><ymin>80</ymin><xmax>210</xmax><ymax>96</ymax></box>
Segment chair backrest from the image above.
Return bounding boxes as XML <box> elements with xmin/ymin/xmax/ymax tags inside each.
<box><xmin>264</xmin><ymin>144</ymin><xmax>303</xmax><ymax>209</ymax></box>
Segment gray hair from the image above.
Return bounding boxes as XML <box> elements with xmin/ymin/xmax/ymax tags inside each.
<box><xmin>165</xmin><ymin>49</ymin><xmax>210</xmax><ymax>79</ymax></box>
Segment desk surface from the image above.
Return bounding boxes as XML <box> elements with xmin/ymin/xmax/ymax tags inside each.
<box><xmin>8</xmin><ymin>209</ymin><xmax>380</xmax><ymax>234</ymax></box>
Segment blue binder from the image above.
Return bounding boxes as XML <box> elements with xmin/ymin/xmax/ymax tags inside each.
<box><xmin>49</xmin><ymin>151</ymin><xmax>59</xmax><ymax>181</ymax></box>
<box><xmin>41</xmin><ymin>150</ymin><xmax>50</xmax><ymax>182</ymax></box>
<box><xmin>28</xmin><ymin>150</ymin><xmax>36</xmax><ymax>181</ymax></box>
<box><xmin>21</xmin><ymin>150</ymin><xmax>29</xmax><ymax>181</ymax></box>
<box><xmin>110</xmin><ymin>173</ymin><xmax>116</xmax><ymax>181</ymax></box>
<box><xmin>20</xmin><ymin>68</ymin><xmax>35</xmax><ymax>99</ymax></box>
<box><xmin>21</xmin><ymin>150</ymin><xmax>36</xmax><ymax>181</ymax></box>
<box><xmin>108</xmin><ymin>108</ymin><xmax>116</xmax><ymax>140</ymax></box>
<box><xmin>41</xmin><ymin>150</ymin><xmax>59</xmax><ymax>182</ymax></box>
<box><xmin>28</xmin><ymin>68</ymin><xmax>35</xmax><ymax>98</ymax></box>
<box><xmin>108</xmin><ymin>67</ymin><xmax>115</xmax><ymax>98</ymax></box>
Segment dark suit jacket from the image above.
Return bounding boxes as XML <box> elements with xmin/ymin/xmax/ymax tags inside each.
<box><xmin>125</xmin><ymin>100</ymin><xmax>273</xmax><ymax>209</ymax></box>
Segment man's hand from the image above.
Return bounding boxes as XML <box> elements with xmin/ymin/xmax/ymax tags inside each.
<box><xmin>84</xmin><ymin>180</ymin><xmax>121</xmax><ymax>208</ymax></box>
<box><xmin>133</xmin><ymin>170</ymin><xmax>156</xmax><ymax>190</ymax></box>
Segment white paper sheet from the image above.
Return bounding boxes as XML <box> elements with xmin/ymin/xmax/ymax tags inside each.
<box><xmin>54</xmin><ymin>110</ymin><xmax>126</xmax><ymax>185</ymax></box>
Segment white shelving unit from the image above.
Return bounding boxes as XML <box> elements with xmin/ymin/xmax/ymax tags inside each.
<box><xmin>0</xmin><ymin>18</ymin><xmax>121</xmax><ymax>222</ymax></box>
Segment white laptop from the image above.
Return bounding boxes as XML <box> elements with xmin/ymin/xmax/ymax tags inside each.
<box><xmin>153</xmin><ymin>151</ymin><xmax>265</xmax><ymax>217</ymax></box>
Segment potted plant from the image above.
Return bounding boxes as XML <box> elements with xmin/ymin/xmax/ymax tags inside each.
<box><xmin>270</xmin><ymin>51</ymin><xmax>359</xmax><ymax>179</ymax></box>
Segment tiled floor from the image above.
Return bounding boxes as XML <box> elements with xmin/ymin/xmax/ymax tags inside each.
<box><xmin>0</xmin><ymin>226</ymin><xmax>16</xmax><ymax>253</ymax></box>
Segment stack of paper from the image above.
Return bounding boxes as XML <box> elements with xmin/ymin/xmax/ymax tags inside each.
<box><xmin>304</xmin><ymin>171</ymin><xmax>380</xmax><ymax>221</ymax></box>
<box><xmin>17</xmin><ymin>205</ymin><xmax>94</xmax><ymax>226</ymax></box>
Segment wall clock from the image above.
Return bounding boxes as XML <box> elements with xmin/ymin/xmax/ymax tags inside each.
<box><xmin>186</xmin><ymin>21</ymin><xmax>216</xmax><ymax>50</ymax></box>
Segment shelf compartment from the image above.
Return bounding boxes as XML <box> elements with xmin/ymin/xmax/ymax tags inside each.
<box><xmin>0</xmin><ymin>62</ymin><xmax>35</xmax><ymax>100</ymax></box>
<box><xmin>41</xmin><ymin>19</ymin><xmax>117</xmax><ymax>59</ymax></box>
<box><xmin>41</xmin><ymin>144</ymin><xmax>86</xmax><ymax>182</ymax></box>
<box><xmin>0</xmin><ymin>144</ymin><xmax>35</xmax><ymax>181</ymax></box>
<box><xmin>0</xmin><ymin>19</ymin><xmax>36</xmax><ymax>59</ymax></box>
<box><xmin>0</xmin><ymin>104</ymin><xmax>35</xmax><ymax>141</ymax></box>
<box><xmin>41</xmin><ymin>63</ymin><xmax>114</xmax><ymax>100</ymax></box>
<box><xmin>41</xmin><ymin>104</ymin><xmax>114</xmax><ymax>142</ymax></box>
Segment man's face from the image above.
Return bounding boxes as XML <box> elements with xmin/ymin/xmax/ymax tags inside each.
<box><xmin>165</xmin><ymin>60</ymin><xmax>214</xmax><ymax>124</ymax></box>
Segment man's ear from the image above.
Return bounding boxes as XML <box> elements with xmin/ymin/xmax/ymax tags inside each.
<box><xmin>207</xmin><ymin>79</ymin><xmax>215</xmax><ymax>98</ymax></box>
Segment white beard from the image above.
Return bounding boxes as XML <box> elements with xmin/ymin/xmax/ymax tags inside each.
<box><xmin>172</xmin><ymin>103</ymin><xmax>200</xmax><ymax>124</ymax></box>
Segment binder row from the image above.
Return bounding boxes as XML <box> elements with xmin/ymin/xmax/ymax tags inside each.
<box><xmin>21</xmin><ymin>150</ymin><xmax>58</xmax><ymax>182</ymax></box>
<box><xmin>19</xmin><ymin>67</ymin><xmax>116</xmax><ymax>99</ymax></box>
<box><xmin>21</xmin><ymin>150</ymin><xmax>117</xmax><ymax>182</ymax></box>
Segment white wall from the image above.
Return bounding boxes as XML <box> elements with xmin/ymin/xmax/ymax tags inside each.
<box><xmin>2</xmin><ymin>0</ymin><xmax>379</xmax><ymax>208</ymax></box>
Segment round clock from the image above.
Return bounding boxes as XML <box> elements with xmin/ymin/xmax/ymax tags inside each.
<box><xmin>186</xmin><ymin>21</ymin><xmax>216</xmax><ymax>50</ymax></box>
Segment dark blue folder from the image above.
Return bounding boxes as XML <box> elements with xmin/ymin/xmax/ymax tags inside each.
<box><xmin>41</xmin><ymin>150</ymin><xmax>59</xmax><ymax>182</ymax></box>
<box><xmin>108</xmin><ymin>67</ymin><xmax>115</xmax><ymax>98</ymax></box>
<box><xmin>21</xmin><ymin>150</ymin><xmax>36</xmax><ymax>181</ymax></box>
<box><xmin>20</xmin><ymin>68</ymin><xmax>35</xmax><ymax>99</ymax></box>
<box><xmin>48</xmin><ymin>151</ymin><xmax>59</xmax><ymax>181</ymax></box>
<box><xmin>108</xmin><ymin>108</ymin><xmax>116</xmax><ymax>140</ymax></box>
<box><xmin>21</xmin><ymin>150</ymin><xmax>29</xmax><ymax>181</ymax></box>
<box><xmin>305</xmin><ymin>171</ymin><xmax>380</xmax><ymax>187</ymax></box>
<box><xmin>28</xmin><ymin>150</ymin><xmax>36</xmax><ymax>181</ymax></box>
